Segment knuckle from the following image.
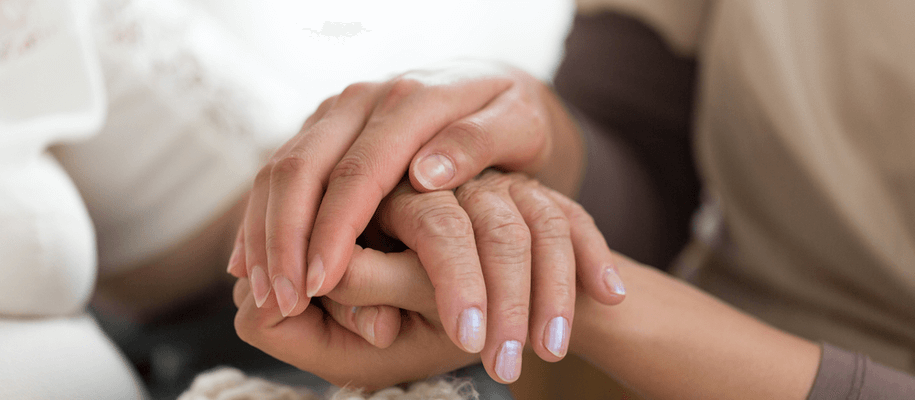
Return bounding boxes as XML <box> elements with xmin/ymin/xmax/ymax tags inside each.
<box><xmin>339</xmin><ymin>81</ymin><xmax>377</xmax><ymax>102</ymax></box>
<box><xmin>474</xmin><ymin>211</ymin><xmax>531</xmax><ymax>265</ymax></box>
<box><xmin>306</xmin><ymin>95</ymin><xmax>339</xmax><ymax>124</ymax></box>
<box><xmin>497</xmin><ymin>300</ymin><xmax>531</xmax><ymax>326</ymax></box>
<box><xmin>415</xmin><ymin>204</ymin><xmax>474</xmax><ymax>239</ymax></box>
<box><xmin>483</xmin><ymin>219</ymin><xmax>531</xmax><ymax>247</ymax></box>
<box><xmin>270</xmin><ymin>154</ymin><xmax>310</xmax><ymax>186</ymax></box>
<box><xmin>441</xmin><ymin>263</ymin><xmax>485</xmax><ymax>291</ymax></box>
<box><xmin>335</xmin><ymin>264</ymin><xmax>369</xmax><ymax>299</ymax></box>
<box><xmin>472</xmin><ymin>200</ymin><xmax>531</xmax><ymax>245</ymax></box>
<box><xmin>253</xmin><ymin>164</ymin><xmax>274</xmax><ymax>187</ymax></box>
<box><xmin>566</xmin><ymin>201</ymin><xmax>596</xmax><ymax>227</ymax></box>
<box><xmin>375</xmin><ymin>78</ymin><xmax>426</xmax><ymax>113</ymax></box>
<box><xmin>530</xmin><ymin>213</ymin><xmax>571</xmax><ymax>242</ymax></box>
<box><xmin>386</xmin><ymin>78</ymin><xmax>424</xmax><ymax>102</ymax></box>
<box><xmin>330</xmin><ymin>153</ymin><xmax>374</xmax><ymax>183</ymax></box>
<box><xmin>446</xmin><ymin>119</ymin><xmax>494</xmax><ymax>163</ymax></box>
<box><xmin>263</xmin><ymin>227</ymin><xmax>298</xmax><ymax>260</ymax></box>
<box><xmin>545</xmin><ymin>280</ymin><xmax>575</xmax><ymax>302</ymax></box>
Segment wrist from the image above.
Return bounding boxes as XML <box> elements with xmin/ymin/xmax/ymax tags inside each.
<box><xmin>532</xmin><ymin>85</ymin><xmax>586</xmax><ymax>197</ymax></box>
<box><xmin>566</xmin><ymin>257</ymin><xmax>820</xmax><ymax>400</ymax></box>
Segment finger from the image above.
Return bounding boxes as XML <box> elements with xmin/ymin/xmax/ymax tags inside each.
<box><xmin>227</xmin><ymin>223</ymin><xmax>246</xmax><ymax>278</ymax></box>
<box><xmin>327</xmin><ymin>245</ymin><xmax>436</xmax><ymax>317</ymax></box>
<box><xmin>233</xmin><ymin>278</ymin><xmax>251</xmax><ymax>309</ymax></box>
<box><xmin>237</xmin><ymin>308</ymin><xmax>473</xmax><ymax>391</ymax></box>
<box><xmin>234</xmin><ymin>281</ymin><xmax>475</xmax><ymax>391</ymax></box>
<box><xmin>265</xmin><ymin>82</ymin><xmax>385</xmax><ymax>318</ymax></box>
<box><xmin>305</xmin><ymin>76</ymin><xmax>512</xmax><ymax>301</ymax></box>
<box><xmin>546</xmin><ymin>188</ymin><xmax>626</xmax><ymax>305</ymax></box>
<box><xmin>244</xmin><ymin>164</ymin><xmax>274</xmax><ymax>308</ymax></box>
<box><xmin>409</xmin><ymin>85</ymin><xmax>549</xmax><ymax>192</ymax></box>
<box><xmin>319</xmin><ymin>297</ymin><xmax>401</xmax><ymax>349</ymax></box>
<box><xmin>509</xmin><ymin>178</ymin><xmax>575</xmax><ymax>361</ymax></box>
<box><xmin>455</xmin><ymin>173</ymin><xmax>531</xmax><ymax>384</ymax></box>
<box><xmin>241</xmin><ymin>94</ymin><xmax>340</xmax><ymax>307</ymax></box>
<box><xmin>376</xmin><ymin>183</ymin><xmax>487</xmax><ymax>354</ymax></box>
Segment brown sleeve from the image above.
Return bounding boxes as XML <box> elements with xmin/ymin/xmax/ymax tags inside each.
<box><xmin>554</xmin><ymin>11</ymin><xmax>700</xmax><ymax>268</ymax></box>
<box><xmin>807</xmin><ymin>343</ymin><xmax>915</xmax><ymax>400</ymax></box>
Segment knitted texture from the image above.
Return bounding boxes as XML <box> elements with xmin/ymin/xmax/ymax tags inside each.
<box><xmin>178</xmin><ymin>368</ymin><xmax>478</xmax><ymax>400</ymax></box>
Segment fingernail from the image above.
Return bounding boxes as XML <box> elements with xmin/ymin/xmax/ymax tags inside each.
<box><xmin>250</xmin><ymin>266</ymin><xmax>271</xmax><ymax>308</ymax></box>
<box><xmin>414</xmin><ymin>154</ymin><xmax>455</xmax><ymax>190</ymax></box>
<box><xmin>495</xmin><ymin>340</ymin><xmax>522</xmax><ymax>382</ymax></box>
<box><xmin>273</xmin><ymin>275</ymin><xmax>298</xmax><ymax>317</ymax></box>
<box><xmin>458</xmin><ymin>307</ymin><xmax>485</xmax><ymax>353</ymax></box>
<box><xmin>604</xmin><ymin>268</ymin><xmax>626</xmax><ymax>295</ymax></box>
<box><xmin>306</xmin><ymin>255</ymin><xmax>325</xmax><ymax>298</ymax></box>
<box><xmin>360</xmin><ymin>307</ymin><xmax>378</xmax><ymax>346</ymax></box>
<box><xmin>545</xmin><ymin>316</ymin><xmax>569</xmax><ymax>357</ymax></box>
<box><xmin>226</xmin><ymin>247</ymin><xmax>239</xmax><ymax>273</ymax></box>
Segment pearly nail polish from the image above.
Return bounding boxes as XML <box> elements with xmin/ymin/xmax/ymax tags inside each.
<box><xmin>458</xmin><ymin>307</ymin><xmax>485</xmax><ymax>353</ymax></box>
<box><xmin>545</xmin><ymin>316</ymin><xmax>569</xmax><ymax>357</ymax></box>
<box><xmin>495</xmin><ymin>340</ymin><xmax>522</xmax><ymax>382</ymax></box>
<box><xmin>604</xmin><ymin>267</ymin><xmax>626</xmax><ymax>295</ymax></box>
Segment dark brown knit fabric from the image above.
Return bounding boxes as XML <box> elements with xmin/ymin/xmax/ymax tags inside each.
<box><xmin>554</xmin><ymin>12</ymin><xmax>700</xmax><ymax>269</ymax></box>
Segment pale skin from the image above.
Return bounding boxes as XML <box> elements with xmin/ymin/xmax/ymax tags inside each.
<box><xmin>96</xmin><ymin>60</ymin><xmax>645</xmax><ymax>384</ymax></box>
<box><xmin>226</xmin><ymin>60</ymin><xmax>628</xmax><ymax>382</ymax></box>
<box><xmin>89</xmin><ymin>57</ymin><xmax>821</xmax><ymax>396</ymax></box>
<box><xmin>232</xmin><ymin>171</ymin><xmax>821</xmax><ymax>399</ymax></box>
<box><xmin>229</xmin><ymin>172</ymin><xmax>626</xmax><ymax>383</ymax></box>
<box><xmin>97</xmin><ymin>61</ymin><xmax>622</xmax><ymax>382</ymax></box>
<box><xmin>232</xmin><ymin>172</ymin><xmax>627</xmax><ymax>389</ymax></box>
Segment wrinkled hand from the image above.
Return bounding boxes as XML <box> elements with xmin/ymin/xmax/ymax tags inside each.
<box><xmin>232</xmin><ymin>172</ymin><xmax>624</xmax><ymax>387</ymax></box>
<box><xmin>226</xmin><ymin>61</ymin><xmax>583</xmax><ymax>359</ymax></box>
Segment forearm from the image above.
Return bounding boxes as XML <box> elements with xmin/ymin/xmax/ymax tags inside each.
<box><xmin>570</xmin><ymin>257</ymin><xmax>820</xmax><ymax>400</ymax></box>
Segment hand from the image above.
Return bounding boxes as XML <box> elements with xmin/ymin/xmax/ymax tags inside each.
<box><xmin>323</xmin><ymin>172</ymin><xmax>625</xmax><ymax>383</ymax></box>
<box><xmin>232</xmin><ymin>246</ymin><xmax>478</xmax><ymax>391</ymax></box>
<box><xmin>233</xmin><ymin>172</ymin><xmax>623</xmax><ymax>388</ymax></box>
<box><xmin>225</xmin><ymin>61</ymin><xmax>584</xmax><ymax>335</ymax></box>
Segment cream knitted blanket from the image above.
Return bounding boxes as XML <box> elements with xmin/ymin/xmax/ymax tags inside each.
<box><xmin>178</xmin><ymin>368</ymin><xmax>478</xmax><ymax>400</ymax></box>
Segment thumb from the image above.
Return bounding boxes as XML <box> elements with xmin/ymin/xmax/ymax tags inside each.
<box><xmin>409</xmin><ymin>88</ymin><xmax>549</xmax><ymax>191</ymax></box>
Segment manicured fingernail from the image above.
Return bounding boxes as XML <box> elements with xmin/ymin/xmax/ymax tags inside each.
<box><xmin>545</xmin><ymin>316</ymin><xmax>569</xmax><ymax>357</ymax></box>
<box><xmin>250</xmin><ymin>266</ymin><xmax>271</xmax><ymax>308</ymax></box>
<box><xmin>414</xmin><ymin>154</ymin><xmax>455</xmax><ymax>190</ymax></box>
<box><xmin>273</xmin><ymin>275</ymin><xmax>298</xmax><ymax>317</ymax></box>
<box><xmin>458</xmin><ymin>307</ymin><xmax>485</xmax><ymax>353</ymax></box>
<box><xmin>360</xmin><ymin>307</ymin><xmax>378</xmax><ymax>346</ymax></box>
<box><xmin>306</xmin><ymin>255</ymin><xmax>325</xmax><ymax>298</ymax></box>
<box><xmin>495</xmin><ymin>340</ymin><xmax>522</xmax><ymax>382</ymax></box>
<box><xmin>604</xmin><ymin>268</ymin><xmax>626</xmax><ymax>295</ymax></box>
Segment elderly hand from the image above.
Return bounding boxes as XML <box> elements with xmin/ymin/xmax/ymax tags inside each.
<box><xmin>226</xmin><ymin>61</ymin><xmax>585</xmax><ymax>357</ymax></box>
<box><xmin>232</xmin><ymin>171</ymin><xmax>623</xmax><ymax>386</ymax></box>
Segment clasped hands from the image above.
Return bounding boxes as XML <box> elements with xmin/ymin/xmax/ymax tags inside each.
<box><xmin>226</xmin><ymin>61</ymin><xmax>625</xmax><ymax>389</ymax></box>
